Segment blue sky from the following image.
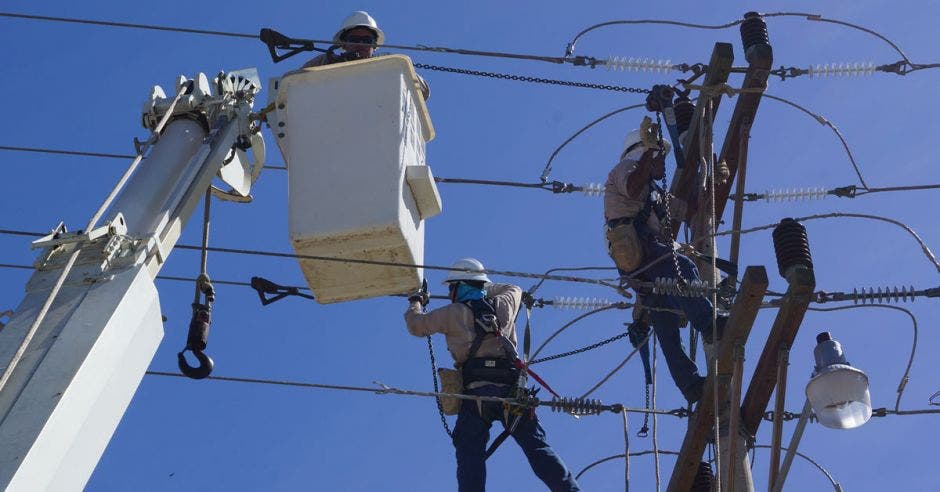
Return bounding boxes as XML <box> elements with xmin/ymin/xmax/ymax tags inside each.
<box><xmin>1</xmin><ymin>1</ymin><xmax>939</xmax><ymax>490</ymax></box>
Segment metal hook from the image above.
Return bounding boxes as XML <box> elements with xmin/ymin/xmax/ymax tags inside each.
<box><xmin>178</xmin><ymin>348</ymin><xmax>214</xmax><ymax>379</ymax></box>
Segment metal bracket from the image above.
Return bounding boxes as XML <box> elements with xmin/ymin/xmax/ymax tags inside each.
<box><xmin>259</xmin><ymin>28</ymin><xmax>321</xmax><ymax>63</ymax></box>
<box><xmin>250</xmin><ymin>276</ymin><xmax>315</xmax><ymax>305</ymax></box>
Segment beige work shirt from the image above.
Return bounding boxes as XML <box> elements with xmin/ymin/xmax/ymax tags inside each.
<box><xmin>404</xmin><ymin>283</ymin><xmax>522</xmax><ymax>367</ymax></box>
<box><xmin>604</xmin><ymin>157</ymin><xmax>662</xmax><ymax>234</ymax></box>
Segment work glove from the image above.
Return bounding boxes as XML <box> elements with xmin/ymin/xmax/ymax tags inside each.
<box><xmin>408</xmin><ymin>290</ymin><xmax>429</xmax><ymax>307</ymax></box>
<box><xmin>627</xmin><ymin>319</ymin><xmax>651</xmax><ymax>349</ymax></box>
<box><xmin>521</xmin><ymin>291</ymin><xmax>535</xmax><ymax>309</ymax></box>
<box><xmin>408</xmin><ymin>279</ymin><xmax>430</xmax><ymax>307</ymax></box>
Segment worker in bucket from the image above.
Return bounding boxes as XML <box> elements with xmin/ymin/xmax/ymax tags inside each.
<box><xmin>302</xmin><ymin>11</ymin><xmax>383</xmax><ymax>68</ymax></box>
<box><xmin>404</xmin><ymin>258</ymin><xmax>581</xmax><ymax>492</ymax></box>
<box><xmin>604</xmin><ymin>122</ymin><xmax>727</xmax><ymax>404</ymax></box>
<box><xmin>300</xmin><ymin>11</ymin><xmax>430</xmax><ymax>99</ymax></box>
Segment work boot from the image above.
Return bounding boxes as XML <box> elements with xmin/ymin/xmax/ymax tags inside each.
<box><xmin>700</xmin><ymin>314</ymin><xmax>729</xmax><ymax>345</ymax></box>
<box><xmin>682</xmin><ymin>375</ymin><xmax>706</xmax><ymax>404</ymax></box>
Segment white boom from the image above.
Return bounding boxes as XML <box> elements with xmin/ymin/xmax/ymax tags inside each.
<box><xmin>0</xmin><ymin>68</ymin><xmax>263</xmax><ymax>491</ymax></box>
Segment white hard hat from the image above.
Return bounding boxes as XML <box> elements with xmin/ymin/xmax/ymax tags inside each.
<box><xmin>334</xmin><ymin>11</ymin><xmax>385</xmax><ymax>46</ymax></box>
<box><xmin>443</xmin><ymin>257</ymin><xmax>491</xmax><ymax>284</ymax></box>
<box><xmin>621</xmin><ymin>128</ymin><xmax>671</xmax><ymax>159</ymax></box>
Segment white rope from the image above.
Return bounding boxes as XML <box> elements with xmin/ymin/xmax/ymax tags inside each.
<box><xmin>652</xmin><ymin>336</ymin><xmax>661</xmax><ymax>491</ymax></box>
<box><xmin>622</xmin><ymin>409</ymin><xmax>630</xmax><ymax>492</ymax></box>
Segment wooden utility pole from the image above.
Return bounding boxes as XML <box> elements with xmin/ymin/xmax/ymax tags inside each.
<box><xmin>666</xmin><ymin>266</ymin><xmax>767</xmax><ymax>491</ymax></box>
<box><xmin>666</xmin><ymin>12</ymin><xmax>779</xmax><ymax>492</ymax></box>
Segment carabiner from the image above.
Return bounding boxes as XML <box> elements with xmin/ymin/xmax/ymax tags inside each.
<box><xmin>178</xmin><ymin>348</ymin><xmax>214</xmax><ymax>380</ymax></box>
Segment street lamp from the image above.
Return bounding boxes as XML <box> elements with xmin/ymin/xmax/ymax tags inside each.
<box><xmin>805</xmin><ymin>332</ymin><xmax>872</xmax><ymax>429</ymax></box>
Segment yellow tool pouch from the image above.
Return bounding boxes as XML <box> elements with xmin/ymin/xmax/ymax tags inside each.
<box><xmin>606</xmin><ymin>223</ymin><xmax>644</xmax><ymax>273</ymax></box>
<box><xmin>437</xmin><ymin>368</ymin><xmax>463</xmax><ymax>415</ymax></box>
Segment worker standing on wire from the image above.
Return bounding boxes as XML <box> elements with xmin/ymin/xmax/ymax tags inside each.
<box><xmin>604</xmin><ymin>122</ymin><xmax>726</xmax><ymax>404</ymax></box>
<box><xmin>299</xmin><ymin>11</ymin><xmax>429</xmax><ymax>99</ymax></box>
<box><xmin>404</xmin><ymin>258</ymin><xmax>581</xmax><ymax>492</ymax></box>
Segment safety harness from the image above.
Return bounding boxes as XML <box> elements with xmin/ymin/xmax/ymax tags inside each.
<box><xmin>461</xmin><ymin>297</ymin><xmax>524</xmax><ymax>389</ymax></box>
<box><xmin>460</xmin><ymin>297</ymin><xmax>537</xmax><ymax>460</ymax></box>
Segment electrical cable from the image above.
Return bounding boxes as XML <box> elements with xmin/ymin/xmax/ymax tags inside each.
<box><xmin>539</xmin><ymin>104</ymin><xmax>646</xmax><ymax>183</ymax></box>
<box><xmin>713</xmin><ymin>212</ymin><xmax>940</xmax><ymax>274</ymax></box>
<box><xmin>527</xmin><ymin>266</ymin><xmax>618</xmax><ymax>297</ymax></box>
<box><xmin>805</xmin><ymin>304</ymin><xmax>918</xmax><ymax>412</ymax></box>
<box><xmin>0</xmin><ymin>11</ymin><xmax>586</xmax><ymax>67</ymax></box>
<box><xmin>0</xmin><ymin>144</ymin><xmax>287</xmax><ymax>170</ymax></box>
<box><xmin>0</xmin><ymin>227</ymin><xmax>626</xmax><ymax>291</ymax></box>
<box><xmin>565</xmin><ymin>12</ymin><xmax>940</xmax><ymax>76</ymax></box>
<box><xmin>529</xmin><ymin>304</ymin><xmax>626</xmax><ymax>361</ymax></box>
<box><xmin>412</xmin><ymin>63</ymin><xmax>650</xmax><ymax>94</ymax></box>
<box><xmin>761</xmin><ymin>93</ymin><xmax>868</xmax><ymax>189</ymax></box>
<box><xmin>575</xmin><ymin>450</ymin><xmax>681</xmax><ymax>481</ymax></box>
<box><xmin>579</xmin><ymin>329</ymin><xmax>653</xmax><ymax>399</ymax></box>
<box><xmin>750</xmin><ymin>445</ymin><xmax>841</xmax><ymax>491</ymax></box>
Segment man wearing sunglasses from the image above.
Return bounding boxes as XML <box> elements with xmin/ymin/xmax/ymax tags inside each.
<box><xmin>300</xmin><ymin>11</ymin><xmax>429</xmax><ymax>99</ymax></box>
<box><xmin>604</xmin><ymin>126</ymin><xmax>726</xmax><ymax>405</ymax></box>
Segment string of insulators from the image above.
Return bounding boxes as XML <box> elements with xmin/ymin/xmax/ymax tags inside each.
<box><xmin>812</xmin><ymin>285</ymin><xmax>940</xmax><ymax>305</ymax></box>
<box><xmin>579</xmin><ymin>183</ymin><xmax>604</xmax><ymax>197</ymax></box>
<box><xmin>763</xmin><ymin>187</ymin><xmax>828</xmax><ymax>202</ymax></box>
<box><xmin>548</xmin><ymin>397</ymin><xmax>608</xmax><ymax>415</ymax></box>
<box><xmin>605</xmin><ymin>56</ymin><xmax>674</xmax><ymax>74</ymax></box>
<box><xmin>808</xmin><ymin>62</ymin><xmax>877</xmax><ymax>77</ymax></box>
<box><xmin>651</xmin><ymin>277</ymin><xmax>711</xmax><ymax>298</ymax></box>
<box><xmin>551</xmin><ymin>296</ymin><xmax>615</xmax><ymax>310</ymax></box>
<box><xmin>851</xmin><ymin>286</ymin><xmax>917</xmax><ymax>304</ymax></box>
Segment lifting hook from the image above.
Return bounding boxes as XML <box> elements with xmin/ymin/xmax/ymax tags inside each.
<box><xmin>179</xmin><ymin>277</ymin><xmax>216</xmax><ymax>379</ymax></box>
<box><xmin>178</xmin><ymin>302</ymin><xmax>214</xmax><ymax>379</ymax></box>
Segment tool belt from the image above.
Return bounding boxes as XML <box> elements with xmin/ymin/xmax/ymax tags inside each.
<box><xmin>461</xmin><ymin>357</ymin><xmax>521</xmax><ymax>387</ymax></box>
<box><xmin>437</xmin><ymin>367</ymin><xmax>463</xmax><ymax>415</ymax></box>
<box><xmin>606</xmin><ymin>218</ymin><xmax>645</xmax><ymax>272</ymax></box>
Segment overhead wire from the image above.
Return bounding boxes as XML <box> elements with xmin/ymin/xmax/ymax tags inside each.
<box><xmin>579</xmin><ymin>330</ymin><xmax>653</xmax><ymax>399</ymax></box>
<box><xmin>575</xmin><ymin>450</ymin><xmax>681</xmax><ymax>481</ymax></box>
<box><xmin>712</xmin><ymin>212</ymin><xmax>940</xmax><ymax>274</ymax></box>
<box><xmin>539</xmin><ymin>104</ymin><xmax>646</xmax><ymax>183</ymax></box>
<box><xmin>0</xmin><ymin>11</ymin><xmax>588</xmax><ymax>67</ymax></box>
<box><xmin>564</xmin><ymin>12</ymin><xmax>939</xmax><ymax>75</ymax></box>
<box><xmin>750</xmin><ymin>445</ymin><xmax>841</xmax><ymax>492</ymax></box>
<box><xmin>0</xmin><ymin>227</ymin><xmax>626</xmax><ymax>291</ymax></box>
<box><xmin>761</xmin><ymin>93</ymin><xmax>868</xmax><ymax>189</ymax></box>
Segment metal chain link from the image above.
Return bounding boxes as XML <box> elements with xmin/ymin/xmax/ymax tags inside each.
<box><xmin>413</xmin><ymin>63</ymin><xmax>651</xmax><ymax>94</ymax></box>
<box><xmin>427</xmin><ymin>335</ymin><xmax>453</xmax><ymax>438</ymax></box>
<box><xmin>529</xmin><ymin>330</ymin><xmax>631</xmax><ymax>365</ymax></box>
<box><xmin>653</xmin><ymin>112</ymin><xmax>686</xmax><ymax>288</ymax></box>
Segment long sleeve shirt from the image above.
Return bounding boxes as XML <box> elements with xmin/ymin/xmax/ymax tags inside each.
<box><xmin>403</xmin><ymin>283</ymin><xmax>522</xmax><ymax>366</ymax></box>
<box><xmin>604</xmin><ymin>157</ymin><xmax>662</xmax><ymax>234</ymax></box>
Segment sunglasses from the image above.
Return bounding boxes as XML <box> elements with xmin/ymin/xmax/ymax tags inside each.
<box><xmin>344</xmin><ymin>35</ymin><xmax>376</xmax><ymax>45</ymax></box>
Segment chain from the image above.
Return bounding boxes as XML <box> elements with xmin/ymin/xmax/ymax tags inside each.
<box><xmin>529</xmin><ymin>330</ymin><xmax>631</xmax><ymax>365</ymax></box>
<box><xmin>413</xmin><ymin>63</ymin><xmax>651</xmax><ymax>94</ymax></box>
<box><xmin>653</xmin><ymin>112</ymin><xmax>686</xmax><ymax>287</ymax></box>
<box><xmin>427</xmin><ymin>335</ymin><xmax>453</xmax><ymax>438</ymax></box>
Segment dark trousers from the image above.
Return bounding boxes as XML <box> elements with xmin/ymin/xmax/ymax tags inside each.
<box><xmin>626</xmin><ymin>226</ymin><xmax>716</xmax><ymax>395</ymax></box>
<box><xmin>453</xmin><ymin>384</ymin><xmax>581</xmax><ymax>492</ymax></box>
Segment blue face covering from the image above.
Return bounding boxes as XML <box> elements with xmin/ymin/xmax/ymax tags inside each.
<box><xmin>455</xmin><ymin>282</ymin><xmax>486</xmax><ymax>302</ymax></box>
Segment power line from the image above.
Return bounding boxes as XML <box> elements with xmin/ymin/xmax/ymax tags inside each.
<box><xmin>0</xmin><ymin>11</ymin><xmax>256</xmax><ymax>38</ymax></box>
<box><xmin>144</xmin><ymin>370</ymin><xmax>633</xmax><ymax>415</ymax></box>
<box><xmin>0</xmin><ymin>11</ymin><xmax>582</xmax><ymax>67</ymax></box>
<box><xmin>0</xmin><ymin>145</ymin><xmax>287</xmax><ymax>171</ymax></box>
<box><xmin>0</xmin><ymin>228</ymin><xmax>625</xmax><ymax>291</ymax></box>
